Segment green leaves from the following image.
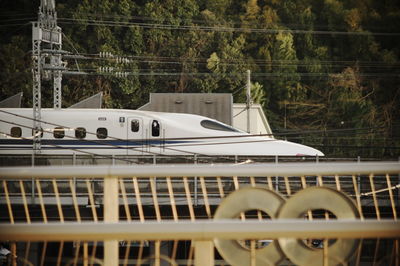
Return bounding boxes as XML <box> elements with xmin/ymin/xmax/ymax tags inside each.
<box><xmin>207</xmin><ymin>52</ymin><xmax>220</xmax><ymax>72</ymax></box>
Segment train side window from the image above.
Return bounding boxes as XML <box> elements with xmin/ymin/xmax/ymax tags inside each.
<box><xmin>10</xmin><ymin>127</ymin><xmax>22</xmax><ymax>138</ymax></box>
<box><xmin>151</xmin><ymin>120</ymin><xmax>160</xmax><ymax>137</ymax></box>
<box><xmin>131</xmin><ymin>120</ymin><xmax>140</xmax><ymax>132</ymax></box>
<box><xmin>75</xmin><ymin>127</ymin><xmax>86</xmax><ymax>139</ymax></box>
<box><xmin>96</xmin><ymin>127</ymin><xmax>108</xmax><ymax>139</ymax></box>
<box><xmin>53</xmin><ymin>127</ymin><xmax>65</xmax><ymax>139</ymax></box>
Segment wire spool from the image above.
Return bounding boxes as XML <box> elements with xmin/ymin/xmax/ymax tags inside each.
<box><xmin>277</xmin><ymin>187</ymin><xmax>360</xmax><ymax>266</ymax></box>
<box><xmin>214</xmin><ymin>187</ymin><xmax>286</xmax><ymax>266</ymax></box>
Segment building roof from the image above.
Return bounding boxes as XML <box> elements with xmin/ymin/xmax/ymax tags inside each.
<box><xmin>0</xmin><ymin>92</ymin><xmax>23</xmax><ymax>108</ymax></box>
<box><xmin>138</xmin><ymin>93</ymin><xmax>233</xmax><ymax>125</ymax></box>
<box><xmin>68</xmin><ymin>92</ymin><xmax>103</xmax><ymax>109</ymax></box>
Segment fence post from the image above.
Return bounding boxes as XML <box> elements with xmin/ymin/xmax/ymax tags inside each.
<box><xmin>194</xmin><ymin>240</ymin><xmax>214</xmax><ymax>266</ymax></box>
<box><xmin>31</xmin><ymin>153</ymin><xmax>35</xmax><ymax>204</ymax></box>
<box><xmin>104</xmin><ymin>175</ymin><xmax>119</xmax><ymax>266</ymax></box>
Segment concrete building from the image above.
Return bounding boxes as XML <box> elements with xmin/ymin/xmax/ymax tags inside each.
<box><xmin>139</xmin><ymin>93</ymin><xmax>273</xmax><ymax>136</ymax></box>
<box><xmin>232</xmin><ymin>103</ymin><xmax>272</xmax><ymax>135</ymax></box>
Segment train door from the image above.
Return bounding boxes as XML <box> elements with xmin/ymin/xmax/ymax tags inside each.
<box><xmin>127</xmin><ymin>117</ymin><xmax>144</xmax><ymax>155</ymax></box>
<box><xmin>149</xmin><ymin>119</ymin><xmax>164</xmax><ymax>154</ymax></box>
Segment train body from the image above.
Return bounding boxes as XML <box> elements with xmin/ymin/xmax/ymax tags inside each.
<box><xmin>0</xmin><ymin>108</ymin><xmax>324</xmax><ymax>156</ymax></box>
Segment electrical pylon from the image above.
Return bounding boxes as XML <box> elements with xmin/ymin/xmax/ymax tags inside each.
<box><xmin>32</xmin><ymin>0</ymin><xmax>64</xmax><ymax>153</ymax></box>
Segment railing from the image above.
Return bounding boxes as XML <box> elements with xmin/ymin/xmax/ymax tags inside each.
<box><xmin>0</xmin><ymin>162</ymin><xmax>399</xmax><ymax>266</ymax></box>
<box><xmin>1</xmin><ymin>153</ymin><xmax>397</xmax><ymax>168</ymax></box>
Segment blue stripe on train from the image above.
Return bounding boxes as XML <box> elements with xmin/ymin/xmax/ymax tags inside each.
<box><xmin>0</xmin><ymin>139</ymin><xmax>196</xmax><ymax>146</ymax></box>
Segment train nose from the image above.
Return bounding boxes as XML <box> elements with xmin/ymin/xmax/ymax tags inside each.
<box><xmin>277</xmin><ymin>140</ymin><xmax>324</xmax><ymax>156</ymax></box>
<box><xmin>295</xmin><ymin>146</ymin><xmax>324</xmax><ymax>157</ymax></box>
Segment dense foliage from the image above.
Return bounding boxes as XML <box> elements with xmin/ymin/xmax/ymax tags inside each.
<box><xmin>0</xmin><ymin>0</ymin><xmax>399</xmax><ymax>158</ymax></box>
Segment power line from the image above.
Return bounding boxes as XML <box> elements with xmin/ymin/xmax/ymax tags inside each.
<box><xmin>64</xmin><ymin>53</ymin><xmax>400</xmax><ymax>69</ymax></box>
<box><xmin>1</xmin><ymin>108</ymin><xmax>398</xmax><ymax>160</ymax></box>
<box><xmin>82</xmin><ymin>52</ymin><xmax>400</xmax><ymax>66</ymax></box>
<box><xmin>57</xmin><ymin>17</ymin><xmax>400</xmax><ymax>36</ymax></box>
<box><xmin>4</xmin><ymin>71</ymin><xmax>397</xmax><ymax>81</ymax></box>
<box><xmin>0</xmin><ymin>17</ymin><xmax>36</xmax><ymax>23</ymax></box>
<box><xmin>0</xmin><ymin>129</ymin><xmax>139</xmax><ymax>164</ymax></box>
<box><xmin>69</xmin><ymin>12</ymin><xmax>399</xmax><ymax>32</ymax></box>
<box><xmin>62</xmin><ymin>70</ymin><xmax>399</xmax><ymax>79</ymax></box>
<box><xmin>0</xmin><ymin>109</ymin><xmax>199</xmax><ymax>157</ymax></box>
<box><xmin>2</xmin><ymin>13</ymin><xmax>398</xmax><ymax>36</ymax></box>
<box><xmin>1</xmin><ymin>109</ymin><xmax>395</xmax><ymax>140</ymax></box>
<box><xmin>1</xmin><ymin>109</ymin><xmax>303</xmax><ymax>161</ymax></box>
<box><xmin>0</xmin><ymin>22</ymin><xmax>30</xmax><ymax>27</ymax></box>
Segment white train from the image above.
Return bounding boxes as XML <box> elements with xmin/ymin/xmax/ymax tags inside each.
<box><xmin>0</xmin><ymin>108</ymin><xmax>324</xmax><ymax>156</ymax></box>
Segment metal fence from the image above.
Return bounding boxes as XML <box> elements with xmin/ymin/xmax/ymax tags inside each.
<box><xmin>0</xmin><ymin>162</ymin><xmax>399</xmax><ymax>266</ymax></box>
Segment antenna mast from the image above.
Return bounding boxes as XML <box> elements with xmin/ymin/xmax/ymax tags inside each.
<box><xmin>246</xmin><ymin>69</ymin><xmax>252</xmax><ymax>133</ymax></box>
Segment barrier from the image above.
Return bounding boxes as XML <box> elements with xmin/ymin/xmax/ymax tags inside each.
<box><xmin>0</xmin><ymin>161</ymin><xmax>399</xmax><ymax>265</ymax></box>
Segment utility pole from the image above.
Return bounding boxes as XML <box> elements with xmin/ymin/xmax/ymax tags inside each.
<box><xmin>32</xmin><ymin>0</ymin><xmax>64</xmax><ymax>153</ymax></box>
<box><xmin>246</xmin><ymin>69</ymin><xmax>252</xmax><ymax>133</ymax></box>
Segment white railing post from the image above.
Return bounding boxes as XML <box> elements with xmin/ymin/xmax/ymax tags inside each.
<box><xmin>104</xmin><ymin>175</ymin><xmax>119</xmax><ymax>266</ymax></box>
<box><xmin>194</xmin><ymin>240</ymin><xmax>214</xmax><ymax>266</ymax></box>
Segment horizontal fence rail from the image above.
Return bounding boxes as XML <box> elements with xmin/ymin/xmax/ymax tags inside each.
<box><xmin>1</xmin><ymin>220</ymin><xmax>400</xmax><ymax>241</ymax></box>
<box><xmin>0</xmin><ymin>161</ymin><xmax>399</xmax><ymax>266</ymax></box>
<box><xmin>1</xmin><ymin>161</ymin><xmax>400</xmax><ymax>178</ymax></box>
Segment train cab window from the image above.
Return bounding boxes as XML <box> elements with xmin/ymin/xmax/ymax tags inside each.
<box><xmin>200</xmin><ymin>120</ymin><xmax>239</xmax><ymax>132</ymax></box>
<box><xmin>151</xmin><ymin>120</ymin><xmax>160</xmax><ymax>137</ymax></box>
<box><xmin>96</xmin><ymin>127</ymin><xmax>108</xmax><ymax>139</ymax></box>
<box><xmin>10</xmin><ymin>127</ymin><xmax>22</xmax><ymax>138</ymax></box>
<box><xmin>75</xmin><ymin>127</ymin><xmax>86</xmax><ymax>139</ymax></box>
<box><xmin>53</xmin><ymin>127</ymin><xmax>65</xmax><ymax>139</ymax></box>
<box><xmin>131</xmin><ymin>120</ymin><xmax>140</xmax><ymax>132</ymax></box>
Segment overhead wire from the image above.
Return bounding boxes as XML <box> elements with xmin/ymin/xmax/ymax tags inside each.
<box><xmin>51</xmin><ymin>14</ymin><xmax>399</xmax><ymax>80</ymax></box>
<box><xmin>66</xmin><ymin>11</ymin><xmax>399</xmax><ymax>32</ymax></box>
<box><xmin>0</xmin><ymin>129</ymin><xmax>138</xmax><ymax>164</ymax></box>
<box><xmin>61</xmin><ymin>70</ymin><xmax>399</xmax><ymax>80</ymax></box>
<box><xmin>0</xmin><ymin>109</ymin><xmax>205</xmax><ymax>158</ymax></box>
<box><xmin>0</xmin><ymin>12</ymin><xmax>35</xmax><ymax>17</ymax></box>
<box><xmin>57</xmin><ymin>17</ymin><xmax>400</xmax><ymax>36</ymax></box>
<box><xmin>1</xmin><ymin>109</ymin><xmax>397</xmax><ymax>150</ymax></box>
<box><xmin>0</xmin><ymin>118</ymin><xmax>235</xmax><ymax>164</ymax></box>
<box><xmin>2</xmin><ymin>106</ymin><xmax>396</xmax><ymax>141</ymax></box>
<box><xmin>0</xmin><ymin>109</ymin><xmax>295</xmax><ymax>163</ymax></box>
<box><xmin>61</xmin><ymin>33</ymin><xmax>82</xmax><ymax>72</ymax></box>
<box><xmin>64</xmin><ymin>54</ymin><xmax>400</xmax><ymax>70</ymax></box>
<box><xmin>0</xmin><ymin>17</ymin><xmax>36</xmax><ymax>23</ymax></box>
<box><xmin>58</xmin><ymin>52</ymin><xmax>399</xmax><ymax>80</ymax></box>
<box><xmin>0</xmin><ymin>108</ymin><xmax>311</xmax><ymax>162</ymax></box>
<box><xmin>0</xmin><ymin>22</ymin><xmax>31</xmax><ymax>27</ymax></box>
<box><xmin>81</xmin><ymin>52</ymin><xmax>400</xmax><ymax>66</ymax></box>
<box><xmin>0</xmin><ymin>112</ymin><xmax>186</xmax><ymax>159</ymax></box>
